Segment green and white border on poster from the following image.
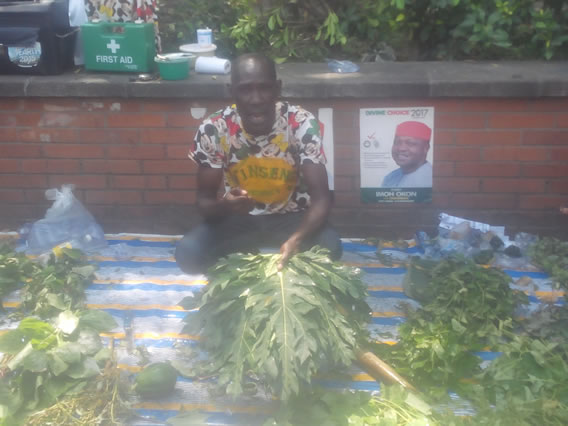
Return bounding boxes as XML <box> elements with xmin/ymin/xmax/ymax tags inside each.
<box><xmin>360</xmin><ymin>106</ymin><xmax>435</xmax><ymax>203</ymax></box>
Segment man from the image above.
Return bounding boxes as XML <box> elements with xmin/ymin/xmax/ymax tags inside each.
<box><xmin>381</xmin><ymin>121</ymin><xmax>433</xmax><ymax>188</ymax></box>
<box><xmin>175</xmin><ymin>53</ymin><xmax>342</xmax><ymax>274</ymax></box>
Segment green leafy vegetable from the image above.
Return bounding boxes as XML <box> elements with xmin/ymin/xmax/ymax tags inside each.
<box><xmin>181</xmin><ymin>247</ymin><xmax>370</xmax><ymax>400</ymax></box>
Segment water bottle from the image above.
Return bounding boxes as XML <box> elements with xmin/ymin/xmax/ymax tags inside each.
<box><xmin>327</xmin><ymin>59</ymin><xmax>360</xmax><ymax>73</ymax></box>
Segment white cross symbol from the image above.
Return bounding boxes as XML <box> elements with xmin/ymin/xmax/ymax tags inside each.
<box><xmin>106</xmin><ymin>39</ymin><xmax>120</xmax><ymax>54</ymax></box>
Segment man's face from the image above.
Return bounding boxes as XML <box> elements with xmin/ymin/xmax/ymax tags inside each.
<box><xmin>231</xmin><ymin>58</ymin><xmax>281</xmax><ymax>136</ymax></box>
<box><xmin>392</xmin><ymin>135</ymin><xmax>430</xmax><ymax>173</ymax></box>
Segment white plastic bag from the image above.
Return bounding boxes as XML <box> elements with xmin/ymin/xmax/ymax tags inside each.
<box><xmin>24</xmin><ymin>185</ymin><xmax>107</xmax><ymax>254</ymax></box>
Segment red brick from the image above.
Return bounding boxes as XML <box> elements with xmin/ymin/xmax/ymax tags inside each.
<box><xmin>43</xmin><ymin>145</ymin><xmax>104</xmax><ymax>159</ymax></box>
<box><xmin>139</xmin><ymin>128</ymin><xmax>194</xmax><ymax>144</ymax></box>
<box><xmin>107</xmin><ymin>145</ymin><xmax>164</xmax><ymax>160</ymax></box>
<box><xmin>547</xmin><ymin>180</ymin><xmax>568</xmax><ymax>194</ymax></box>
<box><xmin>100</xmin><ymin>100</ymin><xmax>142</xmax><ymax>113</ymax></box>
<box><xmin>0</xmin><ymin>174</ymin><xmax>47</xmax><ymax>188</ymax></box>
<box><xmin>0</xmin><ymin>115</ymin><xmax>16</xmax><ymax>126</ymax></box>
<box><xmin>335</xmin><ymin>145</ymin><xmax>358</xmax><ymax>160</ymax></box>
<box><xmin>0</xmin><ymin>190</ymin><xmax>24</xmax><ymax>202</ymax></box>
<box><xmin>22</xmin><ymin>159</ymin><xmax>48</xmax><ymax>173</ymax></box>
<box><xmin>82</xmin><ymin>160</ymin><xmax>141</xmax><ymax>174</ymax></box>
<box><xmin>456</xmin><ymin>130</ymin><xmax>521</xmax><ymax>146</ymax></box>
<box><xmin>434</xmin><ymin>177</ymin><xmax>480</xmax><ymax>192</ymax></box>
<box><xmin>522</xmin><ymin>165</ymin><xmax>568</xmax><ymax>178</ymax></box>
<box><xmin>333</xmin><ymin>191</ymin><xmax>361</xmax><ymax>207</ymax></box>
<box><xmin>334</xmin><ymin>126</ymin><xmax>360</xmax><ymax>146</ymax></box>
<box><xmin>547</xmin><ymin>148</ymin><xmax>568</xmax><ymax>162</ymax></box>
<box><xmin>523</xmin><ymin>130</ymin><xmax>568</xmax><ymax>145</ymax></box>
<box><xmin>0</xmin><ymin>159</ymin><xmax>21</xmax><ymax>173</ymax></box>
<box><xmin>455</xmin><ymin>162</ymin><xmax>520</xmax><ymax>177</ymax></box>
<box><xmin>19</xmin><ymin>128</ymin><xmax>78</xmax><ymax>143</ymax></box>
<box><xmin>47</xmin><ymin>159</ymin><xmax>81</xmax><ymax>173</ymax></box>
<box><xmin>0</xmin><ymin>144</ymin><xmax>41</xmax><ymax>158</ymax></box>
<box><xmin>433</xmin><ymin>162</ymin><xmax>454</xmax><ymax>177</ymax></box>
<box><xmin>38</xmin><ymin>112</ymin><xmax>105</xmax><ymax>128</ymax></box>
<box><xmin>143</xmin><ymin>160</ymin><xmax>195</xmax><ymax>174</ymax></box>
<box><xmin>519</xmin><ymin>195</ymin><xmax>567</xmax><ymax>209</ymax></box>
<box><xmin>435</xmin><ymin>146</ymin><xmax>480</xmax><ymax>161</ymax></box>
<box><xmin>334</xmin><ymin>110</ymin><xmax>358</xmax><ymax>131</ymax></box>
<box><xmin>462</xmin><ymin>99</ymin><xmax>529</xmax><ymax>112</ymax></box>
<box><xmin>25</xmin><ymin>99</ymin><xmax>79</xmax><ymax>112</ymax></box>
<box><xmin>49</xmin><ymin>175</ymin><xmax>107</xmax><ymax>189</ymax></box>
<box><xmin>86</xmin><ymin>190</ymin><xmax>142</xmax><ymax>204</ymax></box>
<box><xmin>81</xmin><ymin>129</ymin><xmax>140</xmax><ymax>145</ymax></box>
<box><xmin>557</xmin><ymin>114</ymin><xmax>568</xmax><ymax>127</ymax></box>
<box><xmin>432</xmin><ymin>193</ymin><xmax>450</xmax><ymax>207</ymax></box>
<box><xmin>482</xmin><ymin>178</ymin><xmax>545</xmax><ymax>193</ymax></box>
<box><xmin>22</xmin><ymin>159</ymin><xmax>80</xmax><ymax>174</ymax></box>
<box><xmin>430</xmin><ymin>100</ymin><xmax>463</xmax><ymax>113</ymax></box>
<box><xmin>144</xmin><ymin>100</ymin><xmax>192</xmax><ymax>112</ymax></box>
<box><xmin>530</xmin><ymin>99</ymin><xmax>568</xmax><ymax>112</ymax></box>
<box><xmin>331</xmin><ymin>176</ymin><xmax>354</xmax><ymax>191</ymax></box>
<box><xmin>489</xmin><ymin>114</ymin><xmax>556</xmax><ymax>129</ymax></box>
<box><xmin>111</xmin><ymin>175</ymin><xmax>145</xmax><ymax>189</ymax></box>
<box><xmin>0</xmin><ymin>127</ymin><xmax>19</xmax><ymax>142</ymax></box>
<box><xmin>482</xmin><ymin>147</ymin><xmax>548</xmax><ymax>162</ymax></box>
<box><xmin>334</xmin><ymin>158</ymin><xmax>360</xmax><ymax>176</ymax></box>
<box><xmin>147</xmin><ymin>176</ymin><xmax>167</xmax><ymax>189</ymax></box>
<box><xmin>108</xmin><ymin>113</ymin><xmax>165</xmax><ymax>128</ymax></box>
<box><xmin>435</xmin><ymin>114</ymin><xmax>486</xmax><ymax>129</ymax></box>
<box><xmin>450</xmin><ymin>194</ymin><xmax>516</xmax><ymax>209</ymax></box>
<box><xmin>434</xmin><ymin>131</ymin><xmax>454</xmax><ymax>145</ymax></box>
<box><xmin>0</xmin><ymin>99</ymin><xmax>24</xmax><ymax>110</ymax></box>
<box><xmin>24</xmin><ymin>189</ymin><xmax>50</xmax><ymax>203</ymax></box>
<box><xmin>166</xmin><ymin>113</ymin><xmax>202</xmax><ymax>128</ymax></box>
<box><xmin>166</xmin><ymin>145</ymin><xmax>191</xmax><ymax>159</ymax></box>
<box><xmin>144</xmin><ymin>191</ymin><xmax>196</xmax><ymax>204</ymax></box>
<box><xmin>168</xmin><ymin>176</ymin><xmax>197</xmax><ymax>189</ymax></box>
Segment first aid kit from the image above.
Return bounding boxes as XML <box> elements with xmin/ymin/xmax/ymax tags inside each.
<box><xmin>82</xmin><ymin>21</ymin><xmax>156</xmax><ymax>72</ymax></box>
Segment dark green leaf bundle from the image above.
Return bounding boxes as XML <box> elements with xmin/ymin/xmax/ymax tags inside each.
<box><xmin>180</xmin><ymin>247</ymin><xmax>370</xmax><ymax>400</ymax></box>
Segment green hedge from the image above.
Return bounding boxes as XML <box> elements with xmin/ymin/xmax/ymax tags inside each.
<box><xmin>157</xmin><ymin>0</ymin><xmax>568</xmax><ymax>61</ymax></box>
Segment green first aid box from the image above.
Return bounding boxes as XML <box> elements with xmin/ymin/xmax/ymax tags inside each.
<box><xmin>82</xmin><ymin>22</ymin><xmax>156</xmax><ymax>72</ymax></box>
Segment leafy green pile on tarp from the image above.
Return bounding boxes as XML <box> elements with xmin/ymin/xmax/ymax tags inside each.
<box><xmin>529</xmin><ymin>236</ymin><xmax>568</xmax><ymax>290</ymax></box>
<box><xmin>0</xmin><ymin>246</ymin><xmax>38</xmax><ymax>311</ymax></box>
<box><xmin>378</xmin><ymin>257</ymin><xmax>528</xmax><ymax>390</ymax></box>
<box><xmin>180</xmin><ymin>247</ymin><xmax>370</xmax><ymax>400</ymax></box>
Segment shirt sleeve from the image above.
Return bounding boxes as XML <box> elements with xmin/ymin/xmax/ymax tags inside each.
<box><xmin>188</xmin><ymin>118</ymin><xmax>225</xmax><ymax>168</ymax></box>
<box><xmin>292</xmin><ymin>108</ymin><xmax>327</xmax><ymax>166</ymax></box>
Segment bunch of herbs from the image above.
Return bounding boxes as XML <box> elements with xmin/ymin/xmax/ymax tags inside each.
<box><xmin>528</xmin><ymin>237</ymin><xmax>568</xmax><ymax>290</ymax></box>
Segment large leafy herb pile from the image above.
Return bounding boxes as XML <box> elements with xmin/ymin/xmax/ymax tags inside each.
<box><xmin>529</xmin><ymin>236</ymin><xmax>568</xmax><ymax>290</ymax></box>
<box><xmin>180</xmin><ymin>247</ymin><xmax>371</xmax><ymax>400</ymax></box>
<box><xmin>0</xmin><ymin>244</ymin><xmax>131</xmax><ymax>425</ymax></box>
<box><xmin>371</xmin><ymin>253</ymin><xmax>568</xmax><ymax>424</ymax></box>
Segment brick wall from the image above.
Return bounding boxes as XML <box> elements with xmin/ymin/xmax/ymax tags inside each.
<box><xmin>1</xmin><ymin>97</ymin><xmax>567</xmax><ymax>238</ymax></box>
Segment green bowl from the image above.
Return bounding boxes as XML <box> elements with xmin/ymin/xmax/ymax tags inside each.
<box><xmin>155</xmin><ymin>53</ymin><xmax>192</xmax><ymax>80</ymax></box>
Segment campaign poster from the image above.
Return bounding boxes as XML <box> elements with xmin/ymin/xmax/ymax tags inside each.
<box><xmin>360</xmin><ymin>106</ymin><xmax>435</xmax><ymax>203</ymax></box>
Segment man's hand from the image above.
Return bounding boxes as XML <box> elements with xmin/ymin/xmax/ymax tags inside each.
<box><xmin>223</xmin><ymin>188</ymin><xmax>255</xmax><ymax>215</ymax></box>
<box><xmin>278</xmin><ymin>235</ymin><xmax>301</xmax><ymax>270</ymax></box>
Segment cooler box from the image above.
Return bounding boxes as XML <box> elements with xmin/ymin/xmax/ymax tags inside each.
<box><xmin>0</xmin><ymin>0</ymin><xmax>76</xmax><ymax>75</ymax></box>
<box><xmin>82</xmin><ymin>22</ymin><xmax>155</xmax><ymax>73</ymax></box>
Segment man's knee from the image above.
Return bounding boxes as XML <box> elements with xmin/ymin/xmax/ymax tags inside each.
<box><xmin>175</xmin><ymin>226</ymin><xmax>212</xmax><ymax>274</ymax></box>
<box><xmin>310</xmin><ymin>226</ymin><xmax>343</xmax><ymax>260</ymax></box>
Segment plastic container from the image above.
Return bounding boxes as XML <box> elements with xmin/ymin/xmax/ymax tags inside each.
<box><xmin>327</xmin><ymin>59</ymin><xmax>360</xmax><ymax>73</ymax></box>
<box><xmin>196</xmin><ymin>28</ymin><xmax>212</xmax><ymax>45</ymax></box>
<box><xmin>179</xmin><ymin>43</ymin><xmax>216</xmax><ymax>68</ymax></box>
<box><xmin>155</xmin><ymin>53</ymin><xmax>191</xmax><ymax>80</ymax></box>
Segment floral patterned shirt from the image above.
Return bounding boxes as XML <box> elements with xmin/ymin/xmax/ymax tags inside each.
<box><xmin>189</xmin><ymin>101</ymin><xmax>326</xmax><ymax>215</ymax></box>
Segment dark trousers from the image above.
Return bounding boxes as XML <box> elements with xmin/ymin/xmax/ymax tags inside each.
<box><xmin>175</xmin><ymin>212</ymin><xmax>342</xmax><ymax>274</ymax></box>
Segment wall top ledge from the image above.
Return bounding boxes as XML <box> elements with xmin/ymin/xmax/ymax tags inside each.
<box><xmin>1</xmin><ymin>61</ymin><xmax>566</xmax><ymax>99</ymax></box>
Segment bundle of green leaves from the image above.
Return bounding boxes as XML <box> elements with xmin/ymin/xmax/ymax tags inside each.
<box><xmin>375</xmin><ymin>257</ymin><xmax>528</xmax><ymax>390</ymax></box>
<box><xmin>0</xmin><ymin>310</ymin><xmax>118</xmax><ymax>423</ymax></box>
<box><xmin>529</xmin><ymin>237</ymin><xmax>568</xmax><ymax>290</ymax></box>
<box><xmin>20</xmin><ymin>248</ymin><xmax>96</xmax><ymax>319</ymax></box>
<box><xmin>0</xmin><ymin>245</ymin><xmax>39</xmax><ymax>311</ymax></box>
<box><xmin>179</xmin><ymin>247</ymin><xmax>371</xmax><ymax>400</ymax></box>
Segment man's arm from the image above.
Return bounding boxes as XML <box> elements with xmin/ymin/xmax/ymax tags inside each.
<box><xmin>196</xmin><ymin>166</ymin><xmax>254</xmax><ymax>218</ymax></box>
<box><xmin>278</xmin><ymin>162</ymin><xmax>331</xmax><ymax>269</ymax></box>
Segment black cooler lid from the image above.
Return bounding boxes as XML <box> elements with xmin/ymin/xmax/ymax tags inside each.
<box><xmin>0</xmin><ymin>26</ymin><xmax>39</xmax><ymax>45</ymax></box>
<box><xmin>0</xmin><ymin>0</ymin><xmax>70</xmax><ymax>31</ymax></box>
